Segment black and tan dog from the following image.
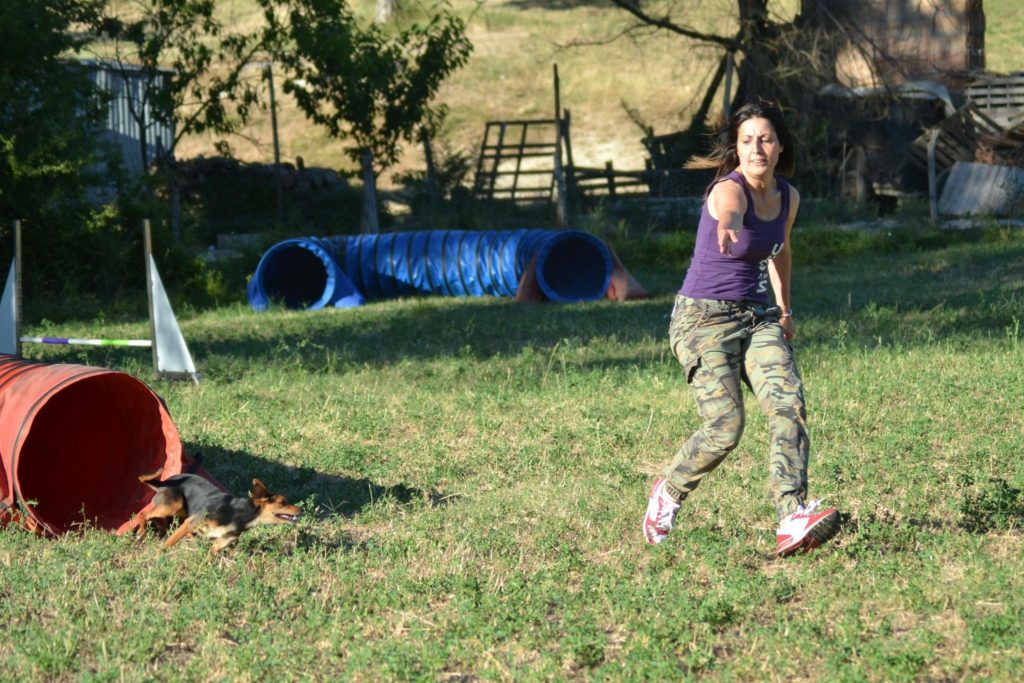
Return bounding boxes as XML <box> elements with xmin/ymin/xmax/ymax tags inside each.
<box><xmin>136</xmin><ymin>470</ymin><xmax>301</xmax><ymax>553</ymax></box>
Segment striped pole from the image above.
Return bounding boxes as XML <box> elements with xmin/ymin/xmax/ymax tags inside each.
<box><xmin>19</xmin><ymin>337</ymin><xmax>152</xmax><ymax>347</ymax></box>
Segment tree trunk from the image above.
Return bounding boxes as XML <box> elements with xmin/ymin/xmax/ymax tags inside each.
<box><xmin>169</xmin><ymin>168</ymin><xmax>181</xmax><ymax>243</ymax></box>
<box><xmin>420</xmin><ymin>127</ymin><xmax>441</xmax><ymax>213</ymax></box>
<box><xmin>732</xmin><ymin>0</ymin><xmax>775</xmax><ymax>107</ymax></box>
<box><xmin>137</xmin><ymin>109</ymin><xmax>149</xmax><ymax>174</ymax></box>
<box><xmin>374</xmin><ymin>0</ymin><xmax>397</xmax><ymax>24</ymax></box>
<box><xmin>360</xmin><ymin>151</ymin><xmax>380</xmax><ymax>234</ymax></box>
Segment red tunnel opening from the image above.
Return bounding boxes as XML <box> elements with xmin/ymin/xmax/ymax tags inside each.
<box><xmin>2</xmin><ymin>363</ymin><xmax>184</xmax><ymax>534</ymax></box>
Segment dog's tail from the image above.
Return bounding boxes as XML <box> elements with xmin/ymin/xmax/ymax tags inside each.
<box><xmin>138</xmin><ymin>468</ymin><xmax>165</xmax><ymax>490</ymax></box>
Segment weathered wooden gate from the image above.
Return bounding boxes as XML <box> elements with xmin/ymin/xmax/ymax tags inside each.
<box><xmin>470</xmin><ymin>118</ymin><xmax>564</xmax><ymax>202</ymax></box>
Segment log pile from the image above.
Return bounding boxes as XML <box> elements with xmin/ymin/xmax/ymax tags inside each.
<box><xmin>975</xmin><ymin>127</ymin><xmax>1024</xmax><ymax>168</ymax></box>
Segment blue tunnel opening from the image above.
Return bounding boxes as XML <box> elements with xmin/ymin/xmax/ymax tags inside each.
<box><xmin>260</xmin><ymin>244</ymin><xmax>328</xmax><ymax>310</ymax></box>
<box><xmin>535</xmin><ymin>231</ymin><xmax>613</xmax><ymax>303</ymax></box>
<box><xmin>247</xmin><ymin>238</ymin><xmax>363</xmax><ymax>311</ymax></box>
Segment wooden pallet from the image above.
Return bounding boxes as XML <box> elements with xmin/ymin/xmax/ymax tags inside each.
<box><xmin>966</xmin><ymin>73</ymin><xmax>1024</xmax><ymax>127</ymax></box>
<box><xmin>907</xmin><ymin>102</ymin><xmax>1003</xmax><ymax>172</ymax></box>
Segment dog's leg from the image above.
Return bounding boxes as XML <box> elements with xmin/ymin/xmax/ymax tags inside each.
<box><xmin>137</xmin><ymin>499</ymin><xmax>184</xmax><ymax>542</ymax></box>
<box><xmin>162</xmin><ymin>517</ymin><xmax>196</xmax><ymax>550</ymax></box>
<box><xmin>209</xmin><ymin>535</ymin><xmax>239</xmax><ymax>554</ymax></box>
<box><xmin>135</xmin><ymin>509</ymin><xmax>151</xmax><ymax>541</ymax></box>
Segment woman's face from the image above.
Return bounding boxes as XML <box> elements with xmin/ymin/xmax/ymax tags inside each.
<box><xmin>735</xmin><ymin>116</ymin><xmax>782</xmax><ymax>182</ymax></box>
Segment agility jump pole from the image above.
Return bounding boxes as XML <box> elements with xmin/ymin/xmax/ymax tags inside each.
<box><xmin>1</xmin><ymin>219</ymin><xmax>199</xmax><ymax>383</ymax></box>
<box><xmin>18</xmin><ymin>337</ymin><xmax>153</xmax><ymax>347</ymax></box>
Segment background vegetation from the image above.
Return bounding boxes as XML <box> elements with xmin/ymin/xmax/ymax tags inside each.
<box><xmin>177</xmin><ymin>0</ymin><xmax>1024</xmax><ymax>180</ymax></box>
<box><xmin>3</xmin><ymin>0</ymin><xmax>1022</xmax><ymax>322</ymax></box>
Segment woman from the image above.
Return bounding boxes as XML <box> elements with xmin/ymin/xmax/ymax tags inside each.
<box><xmin>642</xmin><ymin>100</ymin><xmax>839</xmax><ymax>555</ymax></box>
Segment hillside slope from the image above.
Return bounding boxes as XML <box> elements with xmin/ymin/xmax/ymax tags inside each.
<box><xmin>177</xmin><ymin>0</ymin><xmax>1024</xmax><ymax>188</ymax></box>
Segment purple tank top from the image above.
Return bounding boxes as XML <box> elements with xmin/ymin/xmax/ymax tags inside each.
<box><xmin>679</xmin><ymin>170</ymin><xmax>790</xmax><ymax>303</ymax></box>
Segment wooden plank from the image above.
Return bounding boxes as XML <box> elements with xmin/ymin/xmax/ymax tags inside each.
<box><xmin>477</xmin><ymin>151</ymin><xmax>557</xmax><ymax>160</ymax></box>
<box><xmin>483</xmin><ymin>169</ymin><xmax>562</xmax><ymax>178</ymax></box>
<box><xmin>486</xmin><ymin>189</ymin><xmax>553</xmax><ymax>198</ymax></box>
<box><xmin>967</xmin><ymin>84</ymin><xmax>1024</xmax><ymax>92</ymax></box>
<box><xmin>488</xmin><ymin>123</ymin><xmax>507</xmax><ymax>197</ymax></box>
<box><xmin>471</xmin><ymin>122</ymin><xmax>494</xmax><ymax>196</ymax></box>
<box><xmin>482</xmin><ymin>118</ymin><xmax>557</xmax><ymax>126</ymax></box>
<box><xmin>479</xmin><ymin>142</ymin><xmax>557</xmax><ymax>151</ymax></box>
<box><xmin>510</xmin><ymin>124</ymin><xmax>529</xmax><ymax>201</ymax></box>
<box><xmin>967</xmin><ymin>86</ymin><xmax>1024</xmax><ymax>95</ymax></box>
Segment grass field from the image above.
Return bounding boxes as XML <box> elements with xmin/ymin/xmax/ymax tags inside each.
<box><xmin>3</xmin><ymin>223</ymin><xmax>1023</xmax><ymax>680</ymax></box>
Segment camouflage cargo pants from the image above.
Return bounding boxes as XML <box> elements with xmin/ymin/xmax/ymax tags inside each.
<box><xmin>665</xmin><ymin>295</ymin><xmax>808</xmax><ymax>520</ymax></box>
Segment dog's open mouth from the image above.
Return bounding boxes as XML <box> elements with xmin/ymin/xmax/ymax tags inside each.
<box><xmin>275</xmin><ymin>513</ymin><xmax>300</xmax><ymax>523</ymax></box>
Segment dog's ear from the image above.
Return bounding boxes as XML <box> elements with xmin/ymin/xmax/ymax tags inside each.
<box><xmin>252</xmin><ymin>479</ymin><xmax>270</xmax><ymax>501</ymax></box>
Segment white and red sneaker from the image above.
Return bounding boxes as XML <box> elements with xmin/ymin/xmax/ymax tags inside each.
<box><xmin>643</xmin><ymin>479</ymin><xmax>681</xmax><ymax>545</ymax></box>
<box><xmin>775</xmin><ymin>500</ymin><xmax>840</xmax><ymax>555</ymax></box>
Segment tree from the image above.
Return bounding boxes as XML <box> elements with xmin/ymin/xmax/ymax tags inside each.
<box><xmin>606</xmin><ymin>0</ymin><xmax>913</xmax><ymax>197</ymax></box>
<box><xmin>90</xmin><ymin>0</ymin><xmax>278</xmax><ymax>238</ymax></box>
<box><xmin>606</xmin><ymin>0</ymin><xmax>840</xmax><ymax>178</ymax></box>
<box><xmin>260</xmin><ymin>0</ymin><xmax>472</xmax><ymax>231</ymax></box>
<box><xmin>607</xmin><ymin>0</ymin><xmax>775</xmax><ymax>100</ymax></box>
<box><xmin>607</xmin><ymin>0</ymin><xmax>987</xmax><ymax>199</ymax></box>
<box><xmin>606</xmin><ymin>1</ymin><xmax>776</xmax><ymax>113</ymax></box>
<box><xmin>0</xmin><ymin>1</ymin><xmax>105</xmax><ymax>226</ymax></box>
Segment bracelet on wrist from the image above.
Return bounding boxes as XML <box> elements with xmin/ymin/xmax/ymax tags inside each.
<box><xmin>780</xmin><ymin>309</ymin><xmax>793</xmax><ymax>319</ymax></box>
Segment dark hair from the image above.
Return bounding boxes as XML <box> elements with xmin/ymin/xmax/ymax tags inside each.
<box><xmin>685</xmin><ymin>99</ymin><xmax>796</xmax><ymax>185</ymax></box>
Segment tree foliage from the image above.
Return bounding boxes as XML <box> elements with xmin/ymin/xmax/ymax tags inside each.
<box><xmin>261</xmin><ymin>0</ymin><xmax>473</xmax><ymax>174</ymax></box>
<box><xmin>0</xmin><ymin>0</ymin><xmax>105</xmax><ymax>224</ymax></box>
<box><xmin>94</xmin><ymin>0</ymin><xmax>276</xmax><ymax>167</ymax></box>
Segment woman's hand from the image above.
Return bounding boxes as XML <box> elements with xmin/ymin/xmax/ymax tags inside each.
<box><xmin>781</xmin><ymin>315</ymin><xmax>795</xmax><ymax>341</ymax></box>
<box><xmin>718</xmin><ymin>224</ymin><xmax>740</xmax><ymax>255</ymax></box>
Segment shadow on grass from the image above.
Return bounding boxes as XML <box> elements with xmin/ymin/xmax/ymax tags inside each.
<box><xmin>189</xmin><ymin>295</ymin><xmax>677</xmax><ymax>377</ymax></box>
<box><xmin>832</xmin><ymin>506</ymin><xmax>1024</xmax><ymax>560</ymax></box>
<box><xmin>187</xmin><ymin>443</ymin><xmax>458</xmax><ymax>521</ymax></box>
<box><xmin>802</xmin><ymin>239</ymin><xmax>1024</xmax><ymax>311</ymax></box>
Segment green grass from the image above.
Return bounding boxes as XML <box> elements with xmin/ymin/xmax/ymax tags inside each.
<box><xmin>2</xmin><ymin>225</ymin><xmax>1023</xmax><ymax>680</ymax></box>
<box><xmin>985</xmin><ymin>0</ymin><xmax>1024</xmax><ymax>74</ymax></box>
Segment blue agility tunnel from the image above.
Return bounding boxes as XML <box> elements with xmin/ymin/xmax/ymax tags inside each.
<box><xmin>246</xmin><ymin>237</ymin><xmax>364</xmax><ymax>312</ymax></box>
<box><xmin>247</xmin><ymin>229</ymin><xmax>615</xmax><ymax>311</ymax></box>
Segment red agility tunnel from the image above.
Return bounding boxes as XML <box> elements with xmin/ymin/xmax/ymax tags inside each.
<box><xmin>0</xmin><ymin>354</ymin><xmax>208</xmax><ymax>536</ymax></box>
